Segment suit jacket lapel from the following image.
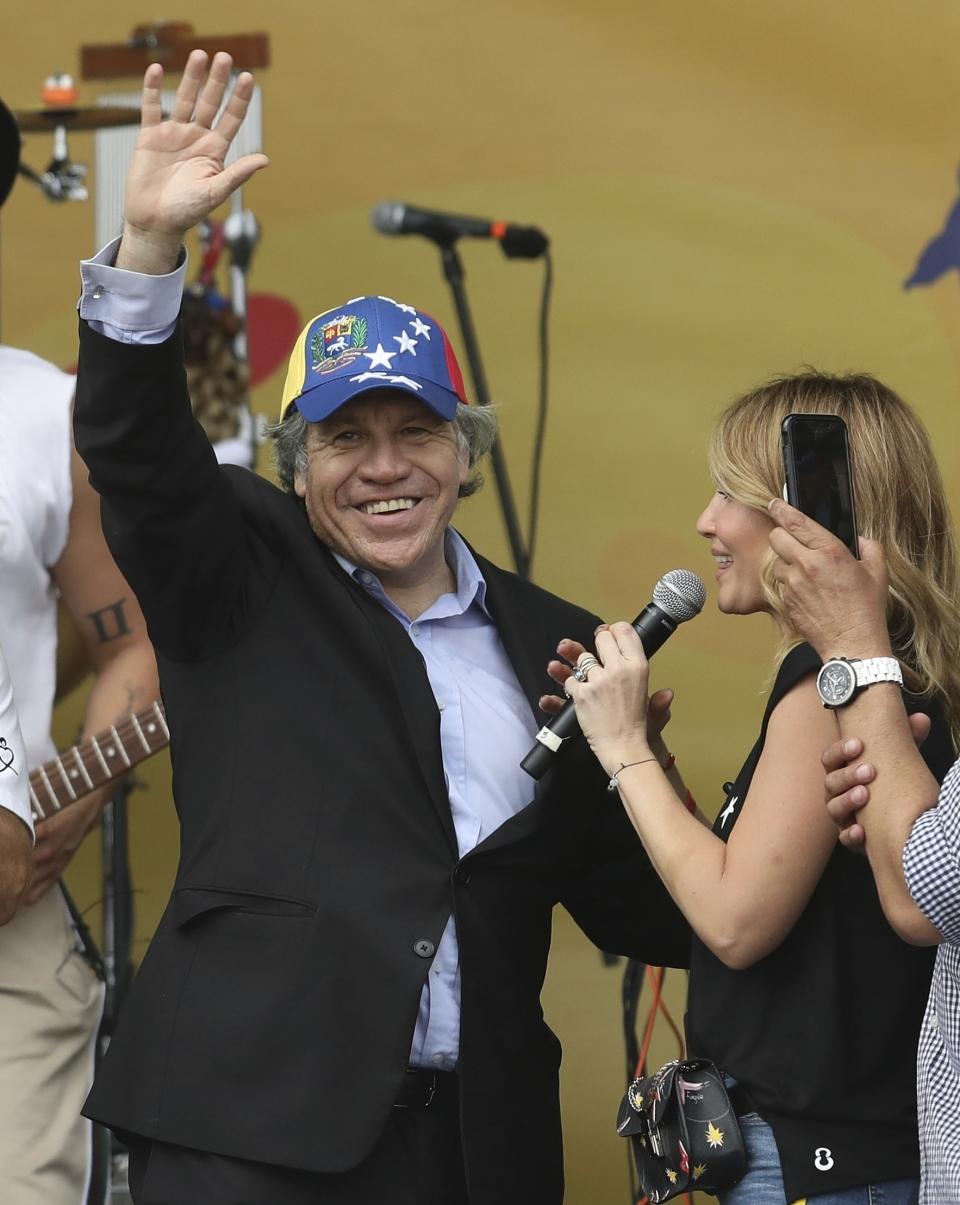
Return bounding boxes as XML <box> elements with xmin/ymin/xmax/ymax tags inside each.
<box><xmin>323</xmin><ymin>541</ymin><xmax>569</xmax><ymax>860</ymax></box>
<box><xmin>331</xmin><ymin>559</ymin><xmax>459</xmax><ymax>855</ymax></box>
<box><xmin>468</xmin><ymin>552</ymin><xmax>562</xmax><ymax>853</ymax></box>
<box><xmin>475</xmin><ymin>554</ymin><xmax>553</xmax><ymax>725</ymax></box>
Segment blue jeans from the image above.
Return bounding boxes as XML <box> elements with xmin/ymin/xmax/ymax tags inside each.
<box><xmin>719</xmin><ymin>1112</ymin><xmax>920</xmax><ymax>1205</ymax></box>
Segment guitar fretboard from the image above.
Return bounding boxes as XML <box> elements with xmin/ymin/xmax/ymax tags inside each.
<box><xmin>29</xmin><ymin>700</ymin><xmax>169</xmax><ymax>822</ymax></box>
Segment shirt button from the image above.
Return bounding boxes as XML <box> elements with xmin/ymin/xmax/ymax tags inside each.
<box><xmin>410</xmin><ymin>624</ymin><xmax>419</xmax><ymax>637</ymax></box>
<box><xmin>931</xmin><ymin>1014</ymin><xmax>940</xmax><ymax>1030</ymax></box>
<box><xmin>437</xmin><ymin>701</ymin><xmax>446</xmax><ymax>712</ymax></box>
<box><xmin>413</xmin><ymin>939</ymin><xmax>435</xmax><ymax>959</ymax></box>
<box><xmin>92</xmin><ymin>284</ymin><xmax>104</xmax><ymax>300</ymax></box>
<box><xmin>359</xmin><ymin>571</ymin><xmax>375</xmax><ymax>586</ymax></box>
<box><xmin>432</xmin><ymin>1054</ymin><xmax>444</xmax><ymax>1065</ymax></box>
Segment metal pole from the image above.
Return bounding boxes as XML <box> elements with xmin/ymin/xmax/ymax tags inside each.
<box><xmin>439</xmin><ymin>242</ymin><xmax>530</xmax><ymax>579</ymax></box>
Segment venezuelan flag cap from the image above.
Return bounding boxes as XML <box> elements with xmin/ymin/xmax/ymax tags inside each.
<box><xmin>279</xmin><ymin>295</ymin><xmax>469</xmax><ymax>423</ymax></box>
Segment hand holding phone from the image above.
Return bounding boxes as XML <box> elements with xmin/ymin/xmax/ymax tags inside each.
<box><xmin>781</xmin><ymin>414</ymin><xmax>860</xmax><ymax>558</ymax></box>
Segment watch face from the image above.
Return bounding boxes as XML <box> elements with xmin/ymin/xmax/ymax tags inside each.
<box><xmin>817</xmin><ymin>661</ymin><xmax>856</xmax><ymax>706</ymax></box>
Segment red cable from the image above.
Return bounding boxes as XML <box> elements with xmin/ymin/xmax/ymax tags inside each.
<box><xmin>633</xmin><ymin>967</ymin><xmax>694</xmax><ymax>1205</ymax></box>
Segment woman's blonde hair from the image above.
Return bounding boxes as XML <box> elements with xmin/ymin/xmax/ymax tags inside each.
<box><xmin>709</xmin><ymin>371</ymin><xmax>960</xmax><ymax>746</ymax></box>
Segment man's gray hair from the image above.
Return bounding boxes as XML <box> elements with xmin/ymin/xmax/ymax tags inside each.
<box><xmin>268</xmin><ymin>401</ymin><xmax>498</xmax><ymax>499</ymax></box>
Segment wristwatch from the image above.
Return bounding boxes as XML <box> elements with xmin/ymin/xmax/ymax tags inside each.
<box><xmin>815</xmin><ymin>657</ymin><xmax>903</xmax><ymax>708</ymax></box>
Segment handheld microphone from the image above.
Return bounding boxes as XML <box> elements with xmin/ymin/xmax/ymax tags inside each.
<box><xmin>371</xmin><ymin>200</ymin><xmax>549</xmax><ymax>259</ymax></box>
<box><xmin>521</xmin><ymin>569</ymin><xmax>706</xmax><ymax>781</ymax></box>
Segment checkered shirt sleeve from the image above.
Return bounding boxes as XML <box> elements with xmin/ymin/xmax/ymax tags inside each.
<box><xmin>904</xmin><ymin>756</ymin><xmax>960</xmax><ymax>1203</ymax></box>
<box><xmin>904</xmin><ymin>757</ymin><xmax>960</xmax><ymax>943</ymax></box>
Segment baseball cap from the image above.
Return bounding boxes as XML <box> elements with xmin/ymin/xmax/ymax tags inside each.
<box><xmin>279</xmin><ymin>295</ymin><xmax>469</xmax><ymax>423</ymax></box>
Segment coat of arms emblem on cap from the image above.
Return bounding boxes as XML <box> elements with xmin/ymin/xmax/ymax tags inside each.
<box><xmin>311</xmin><ymin>315</ymin><xmax>368</xmax><ymax>375</ymax></box>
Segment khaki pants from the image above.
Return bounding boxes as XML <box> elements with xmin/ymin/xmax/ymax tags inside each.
<box><xmin>0</xmin><ymin>887</ymin><xmax>104</xmax><ymax>1204</ymax></box>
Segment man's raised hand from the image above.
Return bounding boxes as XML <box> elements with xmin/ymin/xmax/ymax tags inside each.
<box><xmin>117</xmin><ymin>50</ymin><xmax>269</xmax><ymax>274</ymax></box>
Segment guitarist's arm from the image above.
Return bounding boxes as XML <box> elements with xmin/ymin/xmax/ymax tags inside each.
<box><xmin>25</xmin><ymin>441</ymin><xmax>159</xmax><ymax>905</ymax></box>
<box><xmin>0</xmin><ymin>646</ymin><xmax>33</xmax><ymax>923</ymax></box>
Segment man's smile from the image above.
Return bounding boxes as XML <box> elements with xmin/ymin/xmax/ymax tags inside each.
<box><xmin>357</xmin><ymin>498</ymin><xmax>419</xmax><ymax>515</ymax></box>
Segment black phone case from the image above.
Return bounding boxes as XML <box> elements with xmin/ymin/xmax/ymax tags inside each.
<box><xmin>781</xmin><ymin>414</ymin><xmax>859</xmax><ymax>558</ymax></box>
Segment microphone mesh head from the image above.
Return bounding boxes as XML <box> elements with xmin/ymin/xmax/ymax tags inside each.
<box><xmin>371</xmin><ymin>201</ymin><xmax>403</xmax><ymax>234</ymax></box>
<box><xmin>652</xmin><ymin>569</ymin><xmax>706</xmax><ymax>623</ymax></box>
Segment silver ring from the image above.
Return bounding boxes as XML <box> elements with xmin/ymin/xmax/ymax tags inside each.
<box><xmin>573</xmin><ymin>655</ymin><xmax>599</xmax><ymax>682</ymax></box>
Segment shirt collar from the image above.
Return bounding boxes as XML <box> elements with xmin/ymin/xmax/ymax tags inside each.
<box><xmin>332</xmin><ymin>528</ymin><xmax>490</xmax><ymax>619</ymax></box>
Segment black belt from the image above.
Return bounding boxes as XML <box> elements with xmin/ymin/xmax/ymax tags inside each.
<box><xmin>394</xmin><ymin>1068</ymin><xmax>457</xmax><ymax>1109</ymax></box>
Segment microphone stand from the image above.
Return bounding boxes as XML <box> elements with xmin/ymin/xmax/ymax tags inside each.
<box><xmin>438</xmin><ymin>241</ymin><xmax>530</xmax><ymax>579</ymax></box>
<box><xmin>95</xmin><ymin>780</ymin><xmax>136</xmax><ymax>1205</ymax></box>
<box><xmin>223</xmin><ymin>180</ymin><xmax>261</xmax><ymax>470</ymax></box>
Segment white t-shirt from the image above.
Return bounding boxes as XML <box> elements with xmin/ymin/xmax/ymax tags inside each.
<box><xmin>0</xmin><ymin>643</ymin><xmax>31</xmax><ymax>836</ymax></box>
<box><xmin>0</xmin><ymin>346</ymin><xmax>73</xmax><ymax>781</ymax></box>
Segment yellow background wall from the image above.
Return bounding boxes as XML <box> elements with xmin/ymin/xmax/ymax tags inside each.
<box><xmin>4</xmin><ymin>3</ymin><xmax>960</xmax><ymax>1201</ymax></box>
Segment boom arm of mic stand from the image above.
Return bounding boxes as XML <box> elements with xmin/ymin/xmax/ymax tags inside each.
<box><xmin>438</xmin><ymin>242</ymin><xmax>530</xmax><ymax>580</ymax></box>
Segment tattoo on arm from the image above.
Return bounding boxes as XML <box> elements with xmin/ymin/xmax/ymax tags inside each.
<box><xmin>86</xmin><ymin>599</ymin><xmax>132</xmax><ymax>644</ymax></box>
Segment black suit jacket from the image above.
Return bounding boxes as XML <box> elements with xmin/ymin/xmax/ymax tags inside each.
<box><xmin>74</xmin><ymin>320</ymin><xmax>689</xmax><ymax>1205</ymax></box>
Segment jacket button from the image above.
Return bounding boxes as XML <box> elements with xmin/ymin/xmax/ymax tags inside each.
<box><xmin>413</xmin><ymin>940</ymin><xmax>435</xmax><ymax>958</ymax></box>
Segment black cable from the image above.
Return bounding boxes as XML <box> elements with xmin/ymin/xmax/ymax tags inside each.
<box><xmin>622</xmin><ymin>959</ymin><xmax>645</xmax><ymax>1204</ymax></box>
<box><xmin>622</xmin><ymin>957</ymin><xmax>644</xmax><ymax>1080</ymax></box>
<box><xmin>525</xmin><ymin>249</ymin><xmax>552</xmax><ymax>575</ymax></box>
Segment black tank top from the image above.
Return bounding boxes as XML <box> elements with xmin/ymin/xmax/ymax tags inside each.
<box><xmin>686</xmin><ymin>643</ymin><xmax>954</xmax><ymax>1201</ymax></box>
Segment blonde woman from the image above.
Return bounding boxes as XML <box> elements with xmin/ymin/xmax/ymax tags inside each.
<box><xmin>553</xmin><ymin>374</ymin><xmax>959</xmax><ymax>1205</ymax></box>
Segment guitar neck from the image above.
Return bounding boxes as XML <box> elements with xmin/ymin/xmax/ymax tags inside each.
<box><xmin>29</xmin><ymin>700</ymin><xmax>170</xmax><ymax>822</ymax></box>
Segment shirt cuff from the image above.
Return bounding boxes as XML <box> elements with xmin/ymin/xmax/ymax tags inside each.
<box><xmin>903</xmin><ymin>804</ymin><xmax>960</xmax><ymax>943</ymax></box>
<box><xmin>78</xmin><ymin>236</ymin><xmax>187</xmax><ymax>344</ymax></box>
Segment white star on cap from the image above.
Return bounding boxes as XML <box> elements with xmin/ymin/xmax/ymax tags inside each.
<box><xmin>393</xmin><ymin>331</ymin><xmax>418</xmax><ymax>356</ymax></box>
<box><xmin>349</xmin><ymin>371</ymin><xmax>423</xmax><ymax>391</ymax></box>
<box><xmin>363</xmin><ymin>343</ymin><xmax>397</xmax><ymax>370</ymax></box>
<box><xmin>410</xmin><ymin>317</ymin><xmax>432</xmax><ymax>340</ymax></box>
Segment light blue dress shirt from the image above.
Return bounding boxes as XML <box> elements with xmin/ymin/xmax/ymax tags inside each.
<box><xmin>78</xmin><ymin>240</ymin><xmax>539</xmax><ymax>1069</ymax></box>
<box><xmin>334</xmin><ymin>534</ymin><xmax>537</xmax><ymax>1069</ymax></box>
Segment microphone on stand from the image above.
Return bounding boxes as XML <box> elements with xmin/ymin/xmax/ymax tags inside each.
<box><xmin>521</xmin><ymin>569</ymin><xmax>706</xmax><ymax>781</ymax></box>
<box><xmin>371</xmin><ymin>200</ymin><xmax>549</xmax><ymax>259</ymax></box>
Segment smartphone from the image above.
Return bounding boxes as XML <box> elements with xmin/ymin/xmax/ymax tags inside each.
<box><xmin>781</xmin><ymin>413</ymin><xmax>859</xmax><ymax>557</ymax></box>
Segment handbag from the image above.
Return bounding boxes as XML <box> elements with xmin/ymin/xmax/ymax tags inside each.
<box><xmin>616</xmin><ymin>1057</ymin><xmax>746</xmax><ymax>1202</ymax></box>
